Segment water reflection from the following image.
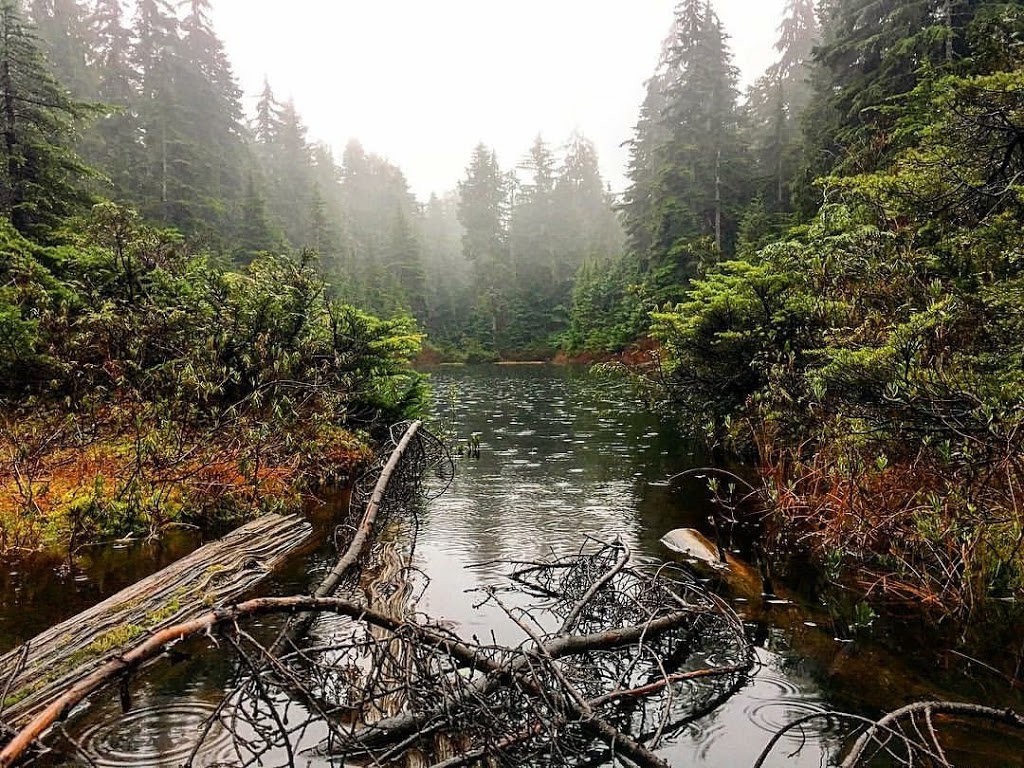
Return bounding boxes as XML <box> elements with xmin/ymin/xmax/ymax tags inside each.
<box><xmin>27</xmin><ymin>364</ymin><xmax>1007</xmax><ymax>767</ymax></box>
<box><xmin>421</xmin><ymin>365</ymin><xmax>706</xmax><ymax>566</ymax></box>
<box><xmin>416</xmin><ymin>365</ymin><xmax>838</xmax><ymax>766</ymax></box>
<box><xmin>0</xmin><ymin>533</ymin><xmax>205</xmax><ymax>651</ymax></box>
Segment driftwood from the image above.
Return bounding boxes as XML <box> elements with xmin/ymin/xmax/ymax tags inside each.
<box><xmin>259</xmin><ymin>540</ymin><xmax>752</xmax><ymax>768</ymax></box>
<box><xmin>0</xmin><ymin>423</ymin><xmax>762</xmax><ymax>767</ymax></box>
<box><xmin>0</xmin><ymin>513</ymin><xmax>312</xmax><ymax>730</ymax></box>
<box><xmin>0</xmin><ymin>420</ymin><xmax>446</xmax><ymax>766</ymax></box>
<box><xmin>841</xmin><ymin>701</ymin><xmax>1024</xmax><ymax>767</ymax></box>
<box><xmin>0</xmin><ymin>594</ymin><xmax>391</xmax><ymax>767</ymax></box>
<box><xmin>0</xmin><ymin>540</ymin><xmax>754</xmax><ymax>767</ymax></box>
<box><xmin>660</xmin><ymin>528</ymin><xmax>768</xmax><ymax>599</ymax></box>
<box><xmin>270</xmin><ymin>419</ymin><xmax>424</xmax><ymax>652</ymax></box>
<box><xmin>752</xmin><ymin>699</ymin><xmax>1024</xmax><ymax>767</ymax></box>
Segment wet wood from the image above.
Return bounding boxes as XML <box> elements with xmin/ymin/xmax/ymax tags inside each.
<box><xmin>270</xmin><ymin>420</ymin><xmax>422</xmax><ymax>652</ymax></box>
<box><xmin>660</xmin><ymin>528</ymin><xmax>725</xmax><ymax>566</ymax></box>
<box><xmin>0</xmin><ymin>513</ymin><xmax>313</xmax><ymax>729</ymax></box>
<box><xmin>660</xmin><ymin>528</ymin><xmax>764</xmax><ymax>598</ymax></box>
<box><xmin>315</xmin><ymin>420</ymin><xmax>421</xmax><ymax>596</ymax></box>
<box><xmin>0</xmin><ymin>421</ymin><xmax>428</xmax><ymax>764</ymax></box>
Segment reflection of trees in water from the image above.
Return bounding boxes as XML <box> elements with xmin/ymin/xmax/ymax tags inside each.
<box><xmin>158</xmin><ymin>541</ymin><xmax>756</xmax><ymax>768</ymax></box>
<box><xmin>422</xmin><ymin>366</ymin><xmax>704</xmax><ymax>570</ymax></box>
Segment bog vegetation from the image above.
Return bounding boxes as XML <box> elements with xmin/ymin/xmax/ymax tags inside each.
<box><xmin>620</xmin><ymin>0</ymin><xmax>1024</xmax><ymax>617</ymax></box>
<box><xmin>1</xmin><ymin>0</ymin><xmax>1023</xmax><ymax>621</ymax></box>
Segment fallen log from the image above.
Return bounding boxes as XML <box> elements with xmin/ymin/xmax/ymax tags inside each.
<box><xmin>270</xmin><ymin>420</ymin><xmax>423</xmax><ymax>653</ymax></box>
<box><xmin>840</xmin><ymin>701</ymin><xmax>1024</xmax><ymax>768</ymax></box>
<box><xmin>660</xmin><ymin>527</ymin><xmax>766</xmax><ymax>598</ymax></box>
<box><xmin>0</xmin><ymin>539</ymin><xmax>752</xmax><ymax>768</ymax></box>
<box><xmin>0</xmin><ymin>513</ymin><xmax>313</xmax><ymax>729</ymax></box>
<box><xmin>0</xmin><ymin>596</ymin><xmax>710</xmax><ymax>767</ymax></box>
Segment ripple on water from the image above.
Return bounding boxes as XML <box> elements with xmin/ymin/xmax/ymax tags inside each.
<box><xmin>740</xmin><ymin>668</ymin><xmax>836</xmax><ymax>740</ymax></box>
<box><xmin>77</xmin><ymin>702</ymin><xmax>234</xmax><ymax>767</ymax></box>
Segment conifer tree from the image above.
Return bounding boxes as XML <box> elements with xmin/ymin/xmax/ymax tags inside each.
<box><xmin>336</xmin><ymin>139</ymin><xmax>424</xmax><ymax>317</ymax></box>
<box><xmin>506</xmin><ymin>136</ymin><xmax>561</xmax><ymax>344</ymax></box>
<box><xmin>253</xmin><ymin>76</ymin><xmax>279</xmax><ymax>149</ymax></box>
<box><xmin>131</xmin><ymin>0</ymin><xmax>181</xmax><ymax>222</ymax></box>
<box><xmin>129</xmin><ymin>0</ymin><xmax>248</xmax><ymax>235</ymax></box>
<box><xmin>458</xmin><ymin>144</ymin><xmax>510</xmax><ymax>347</ymax></box>
<box><xmin>304</xmin><ymin>144</ymin><xmax>345</xmax><ymax>251</ymax></box>
<box><xmin>387</xmin><ymin>207</ymin><xmax>427</xmax><ymax>319</ymax></box>
<box><xmin>555</xmin><ymin>132</ymin><xmax>622</xmax><ymax>269</ymax></box>
<box><xmin>87</xmin><ymin>0</ymin><xmax>138</xmax><ymax>196</ymax></box>
<box><xmin>420</xmin><ymin>191</ymin><xmax>468</xmax><ymax>343</ymax></box>
<box><xmin>621</xmin><ymin>60</ymin><xmax>671</xmax><ymax>268</ymax></box>
<box><xmin>0</xmin><ymin>0</ymin><xmax>94</xmax><ymax>238</ymax></box>
<box><xmin>263</xmin><ymin>98</ymin><xmax>313</xmax><ymax>245</ymax></box>
<box><xmin>235</xmin><ymin>171</ymin><xmax>282</xmax><ymax>260</ymax></box>
<box><xmin>511</xmin><ymin>137</ymin><xmax>557</xmax><ymax>280</ymax></box>
<box><xmin>745</xmin><ymin>0</ymin><xmax>819</xmax><ymax>212</ymax></box>
<box><xmin>27</xmin><ymin>0</ymin><xmax>94</xmax><ymax>99</ymax></box>
<box><xmin>802</xmin><ymin>0</ymin><xmax>975</xmax><ymax>185</ymax></box>
<box><xmin>621</xmin><ymin>0</ymin><xmax>750</xmax><ymax>298</ymax></box>
<box><xmin>174</xmin><ymin>0</ymin><xmax>247</xmax><ymax>234</ymax></box>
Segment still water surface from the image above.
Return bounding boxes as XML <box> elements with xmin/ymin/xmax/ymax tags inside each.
<box><xmin>416</xmin><ymin>364</ymin><xmax>840</xmax><ymax>767</ymax></box>
<box><xmin>2</xmin><ymin>364</ymin><xmax>1023</xmax><ymax>766</ymax></box>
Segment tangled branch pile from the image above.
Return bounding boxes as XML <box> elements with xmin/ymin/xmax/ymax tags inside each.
<box><xmin>187</xmin><ymin>541</ymin><xmax>753</xmax><ymax>768</ymax></box>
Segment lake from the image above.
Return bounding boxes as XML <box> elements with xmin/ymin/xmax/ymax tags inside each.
<box><xmin>3</xmin><ymin>364</ymin><xmax>1022</xmax><ymax>766</ymax></box>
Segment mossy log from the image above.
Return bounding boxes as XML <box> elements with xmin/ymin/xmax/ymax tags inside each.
<box><xmin>0</xmin><ymin>513</ymin><xmax>312</xmax><ymax>728</ymax></box>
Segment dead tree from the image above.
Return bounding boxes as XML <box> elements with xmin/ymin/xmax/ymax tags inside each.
<box><xmin>0</xmin><ymin>513</ymin><xmax>313</xmax><ymax>726</ymax></box>
<box><xmin>0</xmin><ymin>544</ymin><xmax>753</xmax><ymax>767</ymax></box>
<box><xmin>161</xmin><ymin>540</ymin><xmax>751</xmax><ymax>768</ymax></box>
<box><xmin>754</xmin><ymin>700</ymin><xmax>1024</xmax><ymax>768</ymax></box>
<box><xmin>0</xmin><ymin>422</ymin><xmax>760</xmax><ymax>767</ymax></box>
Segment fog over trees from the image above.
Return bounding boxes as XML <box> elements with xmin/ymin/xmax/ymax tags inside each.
<box><xmin>3</xmin><ymin>1</ymin><xmax>1024</xmax><ymax>761</ymax></box>
<box><xmin>3</xmin><ymin>0</ymin><xmax>823</xmax><ymax>361</ymax></box>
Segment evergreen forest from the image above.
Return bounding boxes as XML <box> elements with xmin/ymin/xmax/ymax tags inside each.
<box><xmin>0</xmin><ymin>0</ymin><xmax>1023</xmax><ymax>620</ymax></box>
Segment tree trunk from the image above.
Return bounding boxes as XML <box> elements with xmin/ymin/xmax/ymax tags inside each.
<box><xmin>0</xmin><ymin>513</ymin><xmax>313</xmax><ymax>728</ymax></box>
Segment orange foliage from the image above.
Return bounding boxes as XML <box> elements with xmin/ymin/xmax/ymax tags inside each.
<box><xmin>760</xmin><ymin>432</ymin><xmax>1024</xmax><ymax>613</ymax></box>
<box><xmin>0</xmin><ymin>414</ymin><xmax>370</xmax><ymax>554</ymax></box>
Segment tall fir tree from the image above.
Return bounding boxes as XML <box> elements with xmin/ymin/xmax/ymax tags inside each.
<box><xmin>0</xmin><ymin>0</ymin><xmax>94</xmax><ymax>238</ymax></box>
<box><xmin>745</xmin><ymin>0</ymin><xmax>819</xmax><ymax>213</ymax></box>
<box><xmin>419</xmin><ymin>191</ymin><xmax>468</xmax><ymax>343</ymax></box>
<box><xmin>511</xmin><ymin>138</ymin><xmax>556</xmax><ymax>280</ymax></box>
<box><xmin>801</xmin><ymin>0</ymin><xmax>981</xmax><ymax>191</ymax></box>
<box><xmin>128</xmin><ymin>0</ymin><xmax>248</xmax><ymax>237</ymax></box>
<box><xmin>554</xmin><ymin>132</ymin><xmax>622</xmax><ymax>270</ymax></box>
<box><xmin>86</xmin><ymin>0</ymin><xmax>138</xmax><ymax>197</ymax></box>
<box><xmin>262</xmin><ymin>98</ymin><xmax>313</xmax><ymax>246</ymax></box>
<box><xmin>131</xmin><ymin>0</ymin><xmax>182</xmax><ymax>223</ymax></box>
<box><xmin>621</xmin><ymin>32</ymin><xmax>674</xmax><ymax>267</ymax></box>
<box><xmin>458</xmin><ymin>143</ymin><xmax>511</xmax><ymax>348</ymax></box>
<box><xmin>235</xmin><ymin>170</ymin><xmax>282</xmax><ymax>259</ymax></box>
<box><xmin>27</xmin><ymin>0</ymin><xmax>95</xmax><ymax>99</ymax></box>
<box><xmin>621</xmin><ymin>0</ymin><xmax>750</xmax><ymax>300</ymax></box>
<box><xmin>336</xmin><ymin>139</ymin><xmax>423</xmax><ymax>317</ymax></box>
<box><xmin>253</xmin><ymin>76</ymin><xmax>279</xmax><ymax>149</ymax></box>
<box><xmin>173</xmin><ymin>0</ymin><xmax>247</xmax><ymax>237</ymax></box>
<box><xmin>506</xmin><ymin>135</ymin><xmax>561</xmax><ymax>345</ymax></box>
<box><xmin>307</xmin><ymin>144</ymin><xmax>345</xmax><ymax>258</ymax></box>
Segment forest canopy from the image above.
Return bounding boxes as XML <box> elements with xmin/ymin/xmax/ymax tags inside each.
<box><xmin>2</xmin><ymin>0</ymin><xmax>1024</xmax><ymax>614</ymax></box>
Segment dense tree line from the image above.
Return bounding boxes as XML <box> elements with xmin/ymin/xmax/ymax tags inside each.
<box><xmin>0</xmin><ymin>0</ymin><xmax>427</xmax><ymax>550</ymax></box>
<box><xmin>5</xmin><ymin>0</ymin><xmax>626</xmax><ymax>359</ymax></box>
<box><xmin>0</xmin><ymin>0</ymin><xmax>625</xmax><ymax>548</ymax></box>
<box><xmin>9</xmin><ymin>0</ymin><xmax>1024</xmax><ymax>608</ymax></box>
<box><xmin>614</xmin><ymin>0</ymin><xmax>1024</xmax><ymax>613</ymax></box>
<box><xmin>561</xmin><ymin>0</ymin><xmax>819</xmax><ymax>354</ymax></box>
<box><xmin>453</xmin><ymin>136</ymin><xmax>622</xmax><ymax>356</ymax></box>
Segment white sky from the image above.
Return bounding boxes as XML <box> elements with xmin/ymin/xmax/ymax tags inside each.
<box><xmin>210</xmin><ymin>0</ymin><xmax>787</xmax><ymax>200</ymax></box>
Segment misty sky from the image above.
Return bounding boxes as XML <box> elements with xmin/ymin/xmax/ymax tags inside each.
<box><xmin>210</xmin><ymin>1</ymin><xmax>788</xmax><ymax>200</ymax></box>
